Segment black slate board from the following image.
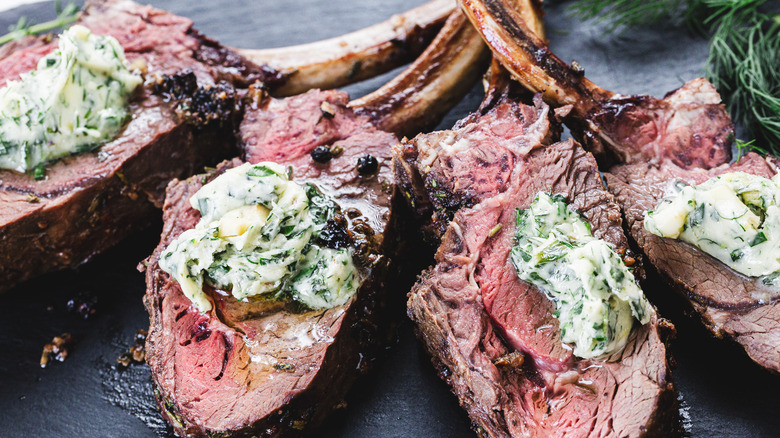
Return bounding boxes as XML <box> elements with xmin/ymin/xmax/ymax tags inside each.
<box><xmin>1</xmin><ymin>1</ymin><xmax>779</xmax><ymax>437</ymax></box>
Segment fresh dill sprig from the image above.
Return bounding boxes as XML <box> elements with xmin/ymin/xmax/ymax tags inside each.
<box><xmin>568</xmin><ymin>0</ymin><xmax>686</xmax><ymax>31</ymax></box>
<box><xmin>734</xmin><ymin>139</ymin><xmax>766</xmax><ymax>159</ymax></box>
<box><xmin>0</xmin><ymin>1</ymin><xmax>80</xmax><ymax>46</ymax></box>
<box><xmin>569</xmin><ymin>0</ymin><xmax>780</xmax><ymax>156</ymax></box>
<box><xmin>708</xmin><ymin>13</ymin><xmax>780</xmax><ymax>151</ymax></box>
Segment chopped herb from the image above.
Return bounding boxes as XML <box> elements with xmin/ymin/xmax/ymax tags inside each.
<box><xmin>33</xmin><ymin>165</ymin><xmax>46</xmax><ymax>180</ymax></box>
<box><xmin>750</xmin><ymin>231</ymin><xmax>768</xmax><ymax>246</ymax></box>
<box><xmin>0</xmin><ymin>1</ymin><xmax>80</xmax><ymax>46</ymax></box>
<box><xmin>488</xmin><ymin>223</ymin><xmax>503</xmax><ymax>237</ymax></box>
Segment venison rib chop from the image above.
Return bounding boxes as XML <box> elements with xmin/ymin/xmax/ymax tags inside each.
<box><xmin>460</xmin><ymin>0</ymin><xmax>780</xmax><ymax>372</ymax></box>
<box><xmin>397</xmin><ymin>87</ymin><xmax>676</xmax><ymax>437</ymax></box>
<box><xmin>143</xmin><ymin>11</ymin><xmax>489</xmax><ymax>437</ymax></box>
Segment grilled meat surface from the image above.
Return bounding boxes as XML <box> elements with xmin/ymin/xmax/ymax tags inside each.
<box><xmin>607</xmin><ymin>152</ymin><xmax>780</xmax><ymax>372</ymax></box>
<box><xmin>144</xmin><ymin>89</ymin><xmax>407</xmax><ymax>437</ymax></box>
<box><xmin>400</xmin><ymin>93</ymin><xmax>677</xmax><ymax>437</ymax></box>
<box><xmin>394</xmin><ymin>94</ymin><xmax>556</xmax><ymax>242</ymax></box>
<box><xmin>0</xmin><ymin>0</ymin><xmax>274</xmax><ymax>292</ymax></box>
<box><xmin>142</xmin><ymin>9</ymin><xmax>491</xmax><ymax>436</ymax></box>
<box><xmin>459</xmin><ymin>0</ymin><xmax>733</xmax><ymax>169</ymax></box>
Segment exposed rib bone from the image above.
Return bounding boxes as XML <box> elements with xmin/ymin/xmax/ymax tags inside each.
<box><xmin>505</xmin><ymin>0</ymin><xmax>547</xmax><ymax>42</ymax></box>
<box><xmin>460</xmin><ymin>0</ymin><xmax>609</xmax><ymax>109</ymax></box>
<box><xmin>476</xmin><ymin>0</ymin><xmax>546</xmax><ymax>106</ymax></box>
<box><xmin>236</xmin><ymin>0</ymin><xmax>455</xmax><ymax>96</ymax></box>
<box><xmin>459</xmin><ymin>0</ymin><xmax>733</xmax><ymax>167</ymax></box>
<box><xmin>459</xmin><ymin>0</ymin><xmax>622</xmax><ymax>162</ymax></box>
<box><xmin>349</xmin><ymin>9</ymin><xmax>489</xmax><ymax>138</ymax></box>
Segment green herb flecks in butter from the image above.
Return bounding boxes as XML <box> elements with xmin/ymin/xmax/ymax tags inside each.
<box><xmin>510</xmin><ymin>193</ymin><xmax>651</xmax><ymax>359</ymax></box>
<box><xmin>159</xmin><ymin>162</ymin><xmax>360</xmax><ymax>312</ymax></box>
<box><xmin>0</xmin><ymin>25</ymin><xmax>141</xmax><ymax>173</ymax></box>
<box><xmin>645</xmin><ymin>171</ymin><xmax>780</xmax><ymax>281</ymax></box>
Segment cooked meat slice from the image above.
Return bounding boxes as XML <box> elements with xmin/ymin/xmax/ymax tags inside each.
<box><xmin>394</xmin><ymin>95</ymin><xmax>557</xmax><ymax>241</ymax></box>
<box><xmin>408</xmin><ymin>139</ymin><xmax>676</xmax><ymax>437</ymax></box>
<box><xmin>143</xmin><ymin>11</ymin><xmax>489</xmax><ymax>437</ymax></box>
<box><xmin>145</xmin><ymin>90</ymin><xmax>400</xmax><ymax>437</ymax></box>
<box><xmin>607</xmin><ymin>153</ymin><xmax>780</xmax><ymax>372</ymax></box>
<box><xmin>459</xmin><ymin>0</ymin><xmax>780</xmax><ymax>373</ymax></box>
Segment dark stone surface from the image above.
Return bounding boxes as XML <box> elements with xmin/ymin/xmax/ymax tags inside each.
<box><xmin>0</xmin><ymin>1</ymin><xmax>778</xmax><ymax>437</ymax></box>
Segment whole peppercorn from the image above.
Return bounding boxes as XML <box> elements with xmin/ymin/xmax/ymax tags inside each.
<box><xmin>356</xmin><ymin>154</ymin><xmax>379</xmax><ymax>174</ymax></box>
<box><xmin>311</xmin><ymin>145</ymin><xmax>332</xmax><ymax>163</ymax></box>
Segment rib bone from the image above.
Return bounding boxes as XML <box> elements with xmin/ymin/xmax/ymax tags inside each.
<box><xmin>459</xmin><ymin>0</ymin><xmax>733</xmax><ymax>168</ymax></box>
<box><xmin>349</xmin><ymin>9</ymin><xmax>489</xmax><ymax>138</ymax></box>
<box><xmin>350</xmin><ymin>0</ymin><xmax>547</xmax><ymax>138</ymax></box>
<box><xmin>459</xmin><ymin>0</ymin><xmax>609</xmax><ymax>108</ymax></box>
<box><xmin>237</xmin><ymin>0</ymin><xmax>455</xmax><ymax>96</ymax></box>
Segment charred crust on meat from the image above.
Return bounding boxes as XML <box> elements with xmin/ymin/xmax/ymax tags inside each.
<box><xmin>191</xmin><ymin>30</ymin><xmax>285</xmax><ymax>89</ymax></box>
<box><xmin>481</xmin><ymin>0</ymin><xmax>573</xmax><ymax>88</ymax></box>
<box><xmin>153</xmin><ymin>70</ymin><xmax>238</xmax><ymax>128</ymax></box>
<box><xmin>316</xmin><ymin>213</ymin><xmax>355</xmax><ymax>250</ymax></box>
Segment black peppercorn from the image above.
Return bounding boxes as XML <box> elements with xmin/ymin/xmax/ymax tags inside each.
<box><xmin>311</xmin><ymin>145</ymin><xmax>332</xmax><ymax>163</ymax></box>
<box><xmin>356</xmin><ymin>154</ymin><xmax>378</xmax><ymax>174</ymax></box>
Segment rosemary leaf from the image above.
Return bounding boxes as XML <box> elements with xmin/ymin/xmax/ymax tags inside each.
<box><xmin>0</xmin><ymin>1</ymin><xmax>80</xmax><ymax>46</ymax></box>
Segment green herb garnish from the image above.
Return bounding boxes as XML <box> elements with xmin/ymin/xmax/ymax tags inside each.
<box><xmin>0</xmin><ymin>1</ymin><xmax>80</xmax><ymax>46</ymax></box>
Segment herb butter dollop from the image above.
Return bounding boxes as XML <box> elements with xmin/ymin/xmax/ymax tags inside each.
<box><xmin>0</xmin><ymin>25</ymin><xmax>141</xmax><ymax>173</ymax></box>
<box><xmin>645</xmin><ymin>171</ymin><xmax>780</xmax><ymax>281</ymax></box>
<box><xmin>159</xmin><ymin>162</ymin><xmax>360</xmax><ymax>312</ymax></box>
<box><xmin>510</xmin><ymin>193</ymin><xmax>651</xmax><ymax>359</ymax></box>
